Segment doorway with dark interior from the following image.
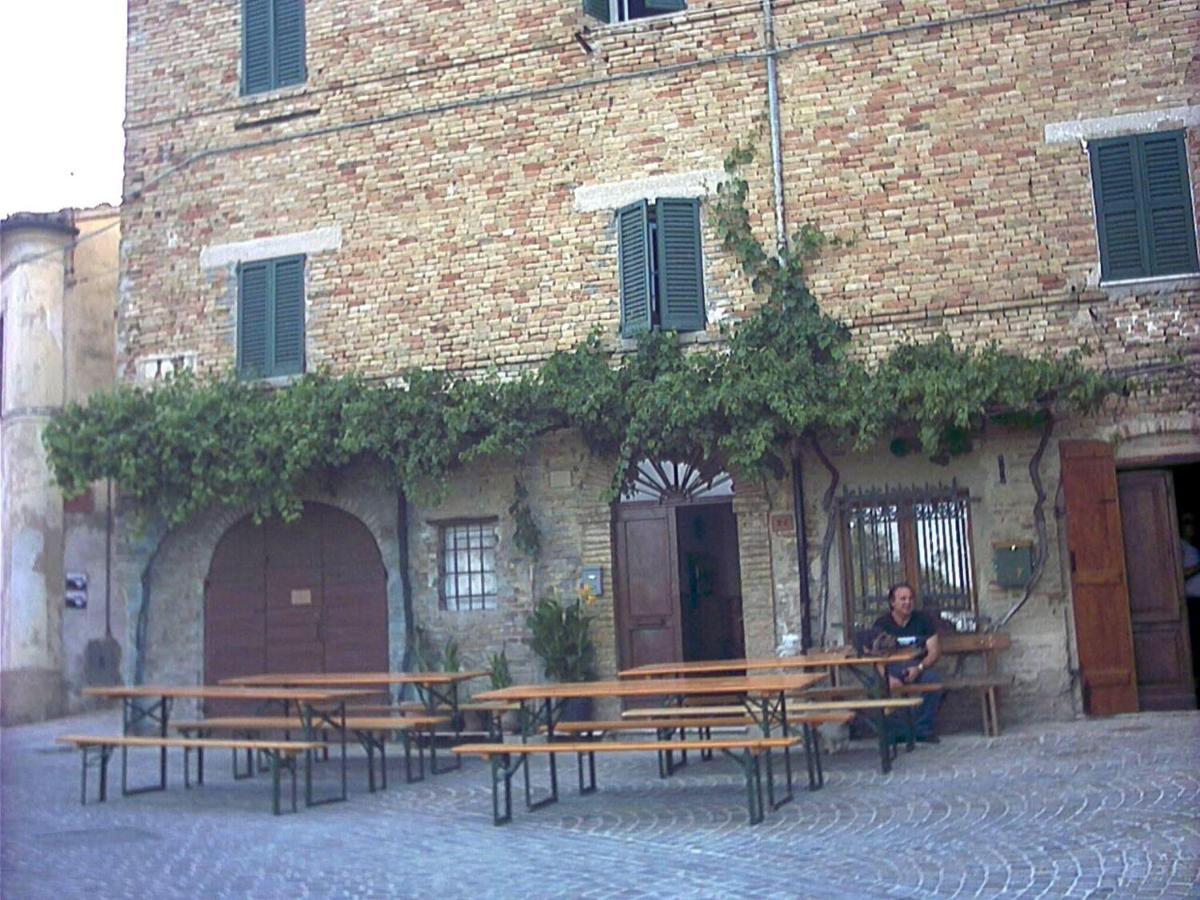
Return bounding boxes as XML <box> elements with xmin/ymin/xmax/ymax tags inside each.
<box><xmin>612</xmin><ymin>461</ymin><xmax>745</xmax><ymax>672</ymax></box>
<box><xmin>677</xmin><ymin>502</ymin><xmax>745</xmax><ymax>662</ymax></box>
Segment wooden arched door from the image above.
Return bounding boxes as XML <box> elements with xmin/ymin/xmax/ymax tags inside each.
<box><xmin>204</xmin><ymin>503</ymin><xmax>388</xmax><ymax>690</ymax></box>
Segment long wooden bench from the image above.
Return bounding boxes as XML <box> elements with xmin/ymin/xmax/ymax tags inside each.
<box><xmin>57</xmin><ymin>734</ymin><xmax>325</xmax><ymax>814</ymax></box>
<box><xmin>173</xmin><ymin>714</ymin><xmax>450</xmax><ymax>790</ymax></box>
<box><xmin>785</xmin><ymin>697</ymin><xmax>924</xmax><ymax>774</ymax></box>
<box><xmin>621</xmin><ymin>705</ymin><xmax>746</xmax><ymax>719</ymax></box>
<box><xmin>918</xmin><ymin>632</ymin><xmax>1012</xmax><ymax>736</ymax></box>
<box><xmin>560</xmin><ymin>708</ymin><xmax>854</xmax><ymax>787</ymax></box>
<box><xmin>453</xmin><ymin>736</ymin><xmax>802</xmax><ymax>825</ymax></box>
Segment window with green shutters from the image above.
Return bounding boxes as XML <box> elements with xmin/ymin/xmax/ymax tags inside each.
<box><xmin>617</xmin><ymin>197</ymin><xmax>705</xmax><ymax>337</ymax></box>
<box><xmin>238</xmin><ymin>256</ymin><xmax>305</xmax><ymax>379</ymax></box>
<box><xmin>584</xmin><ymin>0</ymin><xmax>686</xmax><ymax>25</ymax></box>
<box><xmin>1089</xmin><ymin>130</ymin><xmax>1199</xmax><ymax>281</ymax></box>
<box><xmin>243</xmin><ymin>0</ymin><xmax>306</xmax><ymax>95</ymax></box>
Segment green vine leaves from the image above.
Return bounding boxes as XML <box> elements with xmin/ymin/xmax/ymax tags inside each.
<box><xmin>42</xmin><ymin>142</ymin><xmax>1119</xmax><ymax>525</ymax></box>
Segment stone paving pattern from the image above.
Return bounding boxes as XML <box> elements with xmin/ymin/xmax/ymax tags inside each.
<box><xmin>2</xmin><ymin>710</ymin><xmax>1197</xmax><ymax>899</ymax></box>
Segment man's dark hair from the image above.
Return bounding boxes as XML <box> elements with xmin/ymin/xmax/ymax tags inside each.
<box><xmin>887</xmin><ymin>582</ymin><xmax>915</xmax><ymax>607</ymax></box>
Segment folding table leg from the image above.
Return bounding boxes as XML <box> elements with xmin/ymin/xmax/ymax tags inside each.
<box><xmin>491</xmin><ymin>754</ymin><xmax>514</xmax><ymax>825</ymax></box>
<box><xmin>576</xmin><ymin>750</ymin><xmax>596</xmax><ymax>794</ymax></box>
<box><xmin>743</xmin><ymin>750</ymin><xmax>765</xmax><ymax>825</ymax></box>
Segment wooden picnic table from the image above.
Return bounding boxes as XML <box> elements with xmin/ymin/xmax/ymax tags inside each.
<box><xmin>218</xmin><ymin>671</ymin><xmax>487</xmax><ymax>769</ymax></box>
<box><xmin>220</xmin><ymin>671</ymin><xmax>485</xmax><ymax>715</ymax></box>
<box><xmin>83</xmin><ymin>684</ymin><xmax>373</xmax><ymax>806</ymax></box>
<box><xmin>474</xmin><ymin>672</ymin><xmax>826</xmax><ymax>812</ymax></box>
<box><xmin>618</xmin><ymin>649</ymin><xmax>918</xmax><ymax>679</ymax></box>
<box><xmin>617</xmin><ymin>651</ymin><xmax>923</xmax><ymax>773</ymax></box>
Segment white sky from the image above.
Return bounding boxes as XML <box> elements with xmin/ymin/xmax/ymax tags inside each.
<box><xmin>0</xmin><ymin>0</ymin><xmax>127</xmax><ymax>217</ymax></box>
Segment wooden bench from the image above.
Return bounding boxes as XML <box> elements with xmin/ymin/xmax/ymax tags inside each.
<box><xmin>909</xmin><ymin>631</ymin><xmax>1013</xmax><ymax>736</ymax></box>
<box><xmin>453</xmin><ymin>736</ymin><xmax>802</xmax><ymax>825</ymax></box>
<box><xmin>400</xmin><ymin>699</ymin><xmax>521</xmax><ymax>734</ymax></box>
<box><xmin>57</xmin><ymin>734</ymin><xmax>325</xmax><ymax>814</ymax></box>
<box><xmin>621</xmin><ymin>704</ymin><xmax>746</xmax><ymax>719</ymax></box>
<box><xmin>562</xmin><ymin>708</ymin><xmax>854</xmax><ymax>787</ymax></box>
<box><xmin>786</xmin><ymin>697</ymin><xmax>924</xmax><ymax>774</ymax></box>
<box><xmin>173</xmin><ymin>714</ymin><xmax>450</xmax><ymax>790</ymax></box>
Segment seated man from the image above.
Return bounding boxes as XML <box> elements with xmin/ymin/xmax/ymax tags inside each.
<box><xmin>873</xmin><ymin>582</ymin><xmax>943</xmax><ymax>743</ymax></box>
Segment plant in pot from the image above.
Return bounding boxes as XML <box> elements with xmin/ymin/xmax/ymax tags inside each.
<box><xmin>486</xmin><ymin>643</ymin><xmax>519</xmax><ymax>734</ymax></box>
<box><xmin>527</xmin><ymin>586</ymin><xmax>597</xmax><ymax>721</ymax></box>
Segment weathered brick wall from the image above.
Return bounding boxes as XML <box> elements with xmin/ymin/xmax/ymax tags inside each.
<box><xmin>121</xmin><ymin>0</ymin><xmax>1196</xmax><ymax>395</ymax></box>
<box><xmin>768</xmin><ymin>0</ymin><xmax>1198</xmax><ymax>381</ymax></box>
<box><xmin>121</xmin><ymin>0</ymin><xmax>764</xmax><ymax>380</ymax></box>
<box><xmin>406</xmin><ymin>431</ymin><xmax>619</xmax><ymax>684</ymax></box>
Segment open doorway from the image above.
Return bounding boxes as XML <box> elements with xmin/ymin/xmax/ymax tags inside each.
<box><xmin>676</xmin><ymin>503</ymin><xmax>745</xmax><ymax>661</ymax></box>
<box><xmin>1117</xmin><ymin>459</ymin><xmax>1199</xmax><ymax>710</ymax></box>
<box><xmin>612</xmin><ymin>461</ymin><xmax>745</xmax><ymax>670</ymax></box>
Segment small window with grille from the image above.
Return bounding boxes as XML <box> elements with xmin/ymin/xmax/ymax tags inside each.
<box><xmin>438</xmin><ymin>520</ymin><xmax>498</xmax><ymax>611</ymax></box>
<box><xmin>838</xmin><ymin>482</ymin><xmax>977</xmax><ymax>635</ymax></box>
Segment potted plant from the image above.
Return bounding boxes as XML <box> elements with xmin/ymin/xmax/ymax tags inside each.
<box><xmin>527</xmin><ymin>586</ymin><xmax>598</xmax><ymax>720</ymax></box>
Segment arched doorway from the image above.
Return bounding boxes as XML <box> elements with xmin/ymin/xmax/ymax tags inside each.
<box><xmin>612</xmin><ymin>460</ymin><xmax>745</xmax><ymax>671</ymax></box>
<box><xmin>204</xmin><ymin>503</ymin><xmax>388</xmax><ymax>689</ymax></box>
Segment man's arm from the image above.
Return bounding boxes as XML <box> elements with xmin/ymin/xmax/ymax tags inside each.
<box><xmin>920</xmin><ymin>633</ymin><xmax>941</xmax><ymax>671</ymax></box>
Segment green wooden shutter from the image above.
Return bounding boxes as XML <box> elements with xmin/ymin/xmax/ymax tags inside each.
<box><xmin>656</xmin><ymin>198</ymin><xmax>705</xmax><ymax>332</ymax></box>
<box><xmin>646</xmin><ymin>0</ymin><xmax>687</xmax><ymax>11</ymax></box>
<box><xmin>583</xmin><ymin>0</ymin><xmax>611</xmax><ymax>23</ymax></box>
<box><xmin>1140</xmin><ymin>131</ymin><xmax>1199</xmax><ymax>276</ymax></box>
<box><xmin>1091</xmin><ymin>137</ymin><xmax>1148</xmax><ymax>280</ymax></box>
<box><xmin>271</xmin><ymin>256</ymin><xmax>305</xmax><ymax>376</ymax></box>
<box><xmin>238</xmin><ymin>262</ymin><xmax>270</xmax><ymax>377</ymax></box>
<box><xmin>618</xmin><ymin>201</ymin><xmax>652</xmax><ymax>337</ymax></box>
<box><xmin>243</xmin><ymin>0</ymin><xmax>273</xmax><ymax>94</ymax></box>
<box><xmin>273</xmin><ymin>0</ymin><xmax>306</xmax><ymax>89</ymax></box>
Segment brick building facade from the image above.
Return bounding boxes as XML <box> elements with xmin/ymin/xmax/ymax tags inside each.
<box><xmin>105</xmin><ymin>0</ymin><xmax>1198</xmax><ymax>725</ymax></box>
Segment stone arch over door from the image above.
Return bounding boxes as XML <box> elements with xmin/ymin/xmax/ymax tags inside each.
<box><xmin>204</xmin><ymin>502</ymin><xmax>388</xmax><ymax>688</ymax></box>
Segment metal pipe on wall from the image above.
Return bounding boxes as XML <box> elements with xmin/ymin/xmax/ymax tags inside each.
<box><xmin>762</xmin><ymin>0</ymin><xmax>788</xmax><ymax>252</ymax></box>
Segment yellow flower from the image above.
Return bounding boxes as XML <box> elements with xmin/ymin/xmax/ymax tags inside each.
<box><xmin>578</xmin><ymin>583</ymin><xmax>598</xmax><ymax>606</ymax></box>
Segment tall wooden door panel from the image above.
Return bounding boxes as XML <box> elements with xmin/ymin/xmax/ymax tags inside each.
<box><xmin>205</xmin><ymin>518</ymin><xmax>267</xmax><ymax>699</ymax></box>
<box><xmin>1060</xmin><ymin>441</ymin><xmax>1138</xmax><ymax>715</ymax></box>
<box><xmin>265</xmin><ymin>512</ymin><xmax>324</xmax><ymax>673</ymax></box>
<box><xmin>322</xmin><ymin>511</ymin><xmax>389</xmax><ymax>673</ymax></box>
<box><xmin>1118</xmin><ymin>469</ymin><xmax>1196</xmax><ymax>710</ymax></box>
<box><xmin>613</xmin><ymin>504</ymin><xmax>682</xmax><ymax>671</ymax></box>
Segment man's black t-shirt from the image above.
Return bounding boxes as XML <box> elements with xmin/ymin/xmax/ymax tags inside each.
<box><xmin>872</xmin><ymin>609</ymin><xmax>937</xmax><ymax>657</ymax></box>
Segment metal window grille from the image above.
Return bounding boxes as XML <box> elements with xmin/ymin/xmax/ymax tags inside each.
<box><xmin>838</xmin><ymin>481</ymin><xmax>977</xmax><ymax>634</ymax></box>
<box><xmin>439</xmin><ymin>521</ymin><xmax>498</xmax><ymax>611</ymax></box>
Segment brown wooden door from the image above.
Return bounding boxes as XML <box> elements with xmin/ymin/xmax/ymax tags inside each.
<box><xmin>1117</xmin><ymin>469</ymin><xmax>1196</xmax><ymax>710</ymax></box>
<box><xmin>205</xmin><ymin>503</ymin><xmax>388</xmax><ymax>700</ymax></box>
<box><xmin>1060</xmin><ymin>441</ymin><xmax>1138</xmax><ymax>715</ymax></box>
<box><xmin>613</xmin><ymin>504</ymin><xmax>683</xmax><ymax>670</ymax></box>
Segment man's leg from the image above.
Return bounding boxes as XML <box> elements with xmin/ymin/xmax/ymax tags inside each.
<box><xmin>915</xmin><ymin>667</ymin><xmax>943</xmax><ymax>739</ymax></box>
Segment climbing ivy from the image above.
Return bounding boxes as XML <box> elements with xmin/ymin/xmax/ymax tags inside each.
<box><xmin>42</xmin><ymin>142</ymin><xmax>1120</xmax><ymax>525</ymax></box>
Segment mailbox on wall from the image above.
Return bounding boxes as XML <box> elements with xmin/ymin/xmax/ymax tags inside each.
<box><xmin>993</xmin><ymin>543</ymin><xmax>1034</xmax><ymax>589</ymax></box>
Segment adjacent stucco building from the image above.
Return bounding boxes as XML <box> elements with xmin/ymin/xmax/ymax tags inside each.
<box><xmin>56</xmin><ymin>0</ymin><xmax>1200</xmax><ymax>727</ymax></box>
<box><xmin>1</xmin><ymin>206</ymin><xmax>120</xmax><ymax>723</ymax></box>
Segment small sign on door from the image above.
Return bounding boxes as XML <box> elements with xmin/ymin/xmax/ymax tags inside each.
<box><xmin>290</xmin><ymin>589</ymin><xmax>313</xmax><ymax>606</ymax></box>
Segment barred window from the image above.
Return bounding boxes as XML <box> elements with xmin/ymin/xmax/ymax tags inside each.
<box><xmin>838</xmin><ymin>483</ymin><xmax>977</xmax><ymax>634</ymax></box>
<box><xmin>438</xmin><ymin>520</ymin><xmax>498</xmax><ymax>611</ymax></box>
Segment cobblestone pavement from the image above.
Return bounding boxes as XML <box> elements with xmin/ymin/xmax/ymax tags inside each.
<box><xmin>2</xmin><ymin>709</ymin><xmax>1197</xmax><ymax>899</ymax></box>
